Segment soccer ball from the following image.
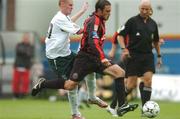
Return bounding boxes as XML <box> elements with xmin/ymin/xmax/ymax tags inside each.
<box><xmin>142</xmin><ymin>101</ymin><xmax>160</xmax><ymax>118</ymax></box>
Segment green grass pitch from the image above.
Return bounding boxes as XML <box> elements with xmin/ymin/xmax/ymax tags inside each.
<box><xmin>0</xmin><ymin>99</ymin><xmax>180</xmax><ymax>119</ymax></box>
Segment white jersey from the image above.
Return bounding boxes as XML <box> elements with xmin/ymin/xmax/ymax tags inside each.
<box><xmin>45</xmin><ymin>11</ymin><xmax>80</xmax><ymax>59</ymax></box>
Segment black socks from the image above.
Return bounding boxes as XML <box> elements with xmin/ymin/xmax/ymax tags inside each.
<box><xmin>142</xmin><ymin>86</ymin><xmax>152</xmax><ymax>106</ymax></box>
<box><xmin>139</xmin><ymin>82</ymin><xmax>152</xmax><ymax>106</ymax></box>
<box><xmin>110</xmin><ymin>91</ymin><xmax>118</xmax><ymax>109</ymax></box>
<box><xmin>114</xmin><ymin>77</ymin><xmax>126</xmax><ymax>107</ymax></box>
<box><xmin>41</xmin><ymin>79</ymin><xmax>65</xmax><ymax>89</ymax></box>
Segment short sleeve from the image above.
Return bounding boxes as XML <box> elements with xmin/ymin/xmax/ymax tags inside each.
<box><xmin>56</xmin><ymin>18</ymin><xmax>80</xmax><ymax>34</ymax></box>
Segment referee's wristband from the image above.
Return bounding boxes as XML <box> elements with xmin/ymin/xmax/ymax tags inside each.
<box><xmin>121</xmin><ymin>48</ymin><xmax>126</xmax><ymax>50</ymax></box>
<box><xmin>157</xmin><ymin>54</ymin><xmax>162</xmax><ymax>58</ymax></box>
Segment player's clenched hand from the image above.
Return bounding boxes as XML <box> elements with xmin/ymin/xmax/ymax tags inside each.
<box><xmin>157</xmin><ymin>57</ymin><xmax>162</xmax><ymax>68</ymax></box>
<box><xmin>101</xmin><ymin>58</ymin><xmax>111</xmax><ymax>67</ymax></box>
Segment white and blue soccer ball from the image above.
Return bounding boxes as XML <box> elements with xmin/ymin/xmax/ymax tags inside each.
<box><xmin>142</xmin><ymin>101</ymin><xmax>160</xmax><ymax>118</ymax></box>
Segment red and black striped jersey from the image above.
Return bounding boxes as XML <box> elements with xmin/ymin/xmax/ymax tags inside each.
<box><xmin>80</xmin><ymin>13</ymin><xmax>106</xmax><ymax>60</ymax></box>
<box><xmin>111</xmin><ymin>30</ymin><xmax>129</xmax><ymax>47</ymax></box>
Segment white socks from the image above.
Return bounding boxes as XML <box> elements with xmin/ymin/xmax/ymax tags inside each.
<box><xmin>85</xmin><ymin>73</ymin><xmax>96</xmax><ymax>100</ymax></box>
<box><xmin>68</xmin><ymin>86</ymin><xmax>81</xmax><ymax>115</ymax></box>
<box><xmin>68</xmin><ymin>73</ymin><xmax>97</xmax><ymax>115</ymax></box>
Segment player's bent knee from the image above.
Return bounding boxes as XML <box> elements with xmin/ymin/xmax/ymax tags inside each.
<box><xmin>64</xmin><ymin>80</ymin><xmax>77</xmax><ymax>91</ymax></box>
<box><xmin>114</xmin><ymin>64</ymin><xmax>125</xmax><ymax>77</ymax></box>
<box><xmin>144</xmin><ymin>79</ymin><xmax>152</xmax><ymax>87</ymax></box>
<box><xmin>64</xmin><ymin>84</ymin><xmax>76</xmax><ymax>90</ymax></box>
<box><xmin>104</xmin><ymin>64</ymin><xmax>125</xmax><ymax>78</ymax></box>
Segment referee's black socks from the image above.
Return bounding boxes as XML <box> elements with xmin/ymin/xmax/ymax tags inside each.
<box><xmin>139</xmin><ymin>81</ymin><xmax>144</xmax><ymax>105</ymax></box>
<box><xmin>141</xmin><ymin>86</ymin><xmax>152</xmax><ymax>106</ymax></box>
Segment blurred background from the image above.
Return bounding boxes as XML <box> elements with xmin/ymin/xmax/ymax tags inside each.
<box><xmin>0</xmin><ymin>0</ymin><xmax>180</xmax><ymax>102</ymax></box>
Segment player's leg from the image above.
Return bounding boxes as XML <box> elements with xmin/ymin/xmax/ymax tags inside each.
<box><xmin>85</xmin><ymin>73</ymin><xmax>108</xmax><ymax>108</ymax></box>
<box><xmin>68</xmin><ymin>87</ymin><xmax>84</xmax><ymax>118</ymax></box>
<box><xmin>68</xmin><ymin>51</ymin><xmax>109</xmax><ymax>109</ymax></box>
<box><xmin>32</xmin><ymin>77</ymin><xmax>82</xmax><ymax>119</ymax></box>
<box><xmin>124</xmin><ymin>54</ymin><xmax>140</xmax><ymax>97</ymax></box>
<box><xmin>103</xmin><ymin>64</ymin><xmax>138</xmax><ymax>116</ymax></box>
<box><xmin>32</xmin><ymin>52</ymin><xmax>77</xmax><ymax>92</ymax></box>
<box><xmin>78</xmin><ymin>83</ymin><xmax>89</xmax><ymax>109</ymax></box>
<box><xmin>53</xmin><ymin>54</ymin><xmax>85</xmax><ymax>119</ymax></box>
<box><xmin>109</xmin><ymin>93</ymin><xmax>117</xmax><ymax>109</ymax></box>
<box><xmin>107</xmin><ymin>91</ymin><xmax>118</xmax><ymax>117</ymax></box>
<box><xmin>58</xmin><ymin>53</ymin><xmax>85</xmax><ymax>119</ymax></box>
<box><xmin>140</xmin><ymin>54</ymin><xmax>155</xmax><ymax>106</ymax></box>
<box><xmin>139</xmin><ymin>78</ymin><xmax>145</xmax><ymax>106</ymax></box>
<box><xmin>103</xmin><ymin>64</ymin><xmax>126</xmax><ymax>107</ymax></box>
<box><xmin>125</xmin><ymin>76</ymin><xmax>138</xmax><ymax>96</ymax></box>
<box><xmin>107</xmin><ymin>61</ymin><xmax>125</xmax><ymax>116</ymax></box>
<box><xmin>108</xmin><ymin>74</ymin><xmax>137</xmax><ymax>116</ymax></box>
<box><xmin>141</xmin><ymin>71</ymin><xmax>153</xmax><ymax>106</ymax></box>
<box><xmin>32</xmin><ymin>77</ymin><xmax>67</xmax><ymax>96</ymax></box>
<box><xmin>85</xmin><ymin>73</ymin><xmax>96</xmax><ymax>99</ymax></box>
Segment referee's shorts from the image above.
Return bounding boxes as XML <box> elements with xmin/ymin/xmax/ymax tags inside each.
<box><xmin>126</xmin><ymin>53</ymin><xmax>155</xmax><ymax>77</ymax></box>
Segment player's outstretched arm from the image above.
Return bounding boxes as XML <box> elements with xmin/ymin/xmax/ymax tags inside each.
<box><xmin>71</xmin><ymin>1</ymin><xmax>88</xmax><ymax>22</ymax></box>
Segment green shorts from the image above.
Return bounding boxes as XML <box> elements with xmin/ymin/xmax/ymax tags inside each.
<box><xmin>48</xmin><ymin>52</ymin><xmax>76</xmax><ymax>80</ymax></box>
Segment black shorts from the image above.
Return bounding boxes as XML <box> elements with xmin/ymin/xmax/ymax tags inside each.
<box><xmin>117</xmin><ymin>60</ymin><xmax>127</xmax><ymax>71</ymax></box>
<box><xmin>126</xmin><ymin>53</ymin><xmax>155</xmax><ymax>77</ymax></box>
<box><xmin>117</xmin><ymin>60</ymin><xmax>128</xmax><ymax>78</ymax></box>
<box><xmin>69</xmin><ymin>51</ymin><xmax>107</xmax><ymax>82</ymax></box>
<box><xmin>48</xmin><ymin>52</ymin><xmax>76</xmax><ymax>80</ymax></box>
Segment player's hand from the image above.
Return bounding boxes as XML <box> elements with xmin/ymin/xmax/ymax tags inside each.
<box><xmin>108</xmin><ymin>48</ymin><xmax>115</xmax><ymax>59</ymax></box>
<box><xmin>157</xmin><ymin>57</ymin><xmax>162</xmax><ymax>68</ymax></box>
<box><xmin>159</xmin><ymin>38</ymin><xmax>165</xmax><ymax>46</ymax></box>
<box><xmin>101</xmin><ymin>58</ymin><xmax>111</xmax><ymax>67</ymax></box>
<box><xmin>81</xmin><ymin>1</ymin><xmax>89</xmax><ymax>13</ymax></box>
<box><xmin>121</xmin><ymin>48</ymin><xmax>130</xmax><ymax>61</ymax></box>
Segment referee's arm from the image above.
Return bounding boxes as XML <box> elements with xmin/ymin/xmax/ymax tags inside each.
<box><xmin>153</xmin><ymin>41</ymin><xmax>161</xmax><ymax>58</ymax></box>
<box><xmin>154</xmin><ymin>40</ymin><xmax>162</xmax><ymax>68</ymax></box>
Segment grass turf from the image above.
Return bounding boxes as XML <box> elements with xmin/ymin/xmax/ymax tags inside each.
<box><xmin>0</xmin><ymin>98</ymin><xmax>180</xmax><ymax>119</ymax></box>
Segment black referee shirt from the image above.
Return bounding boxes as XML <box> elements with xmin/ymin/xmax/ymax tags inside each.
<box><xmin>119</xmin><ymin>14</ymin><xmax>159</xmax><ymax>54</ymax></box>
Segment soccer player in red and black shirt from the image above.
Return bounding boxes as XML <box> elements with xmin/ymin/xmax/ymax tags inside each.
<box><xmin>32</xmin><ymin>0</ymin><xmax>138</xmax><ymax>116</ymax></box>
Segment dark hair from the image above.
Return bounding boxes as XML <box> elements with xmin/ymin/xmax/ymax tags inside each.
<box><xmin>95</xmin><ymin>0</ymin><xmax>111</xmax><ymax>12</ymax></box>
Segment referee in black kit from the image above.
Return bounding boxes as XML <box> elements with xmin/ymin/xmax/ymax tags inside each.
<box><xmin>116</xmin><ymin>0</ymin><xmax>162</xmax><ymax>109</ymax></box>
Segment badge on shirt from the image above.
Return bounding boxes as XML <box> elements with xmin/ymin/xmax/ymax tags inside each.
<box><xmin>119</xmin><ymin>25</ymin><xmax>125</xmax><ymax>32</ymax></box>
<box><xmin>92</xmin><ymin>31</ymin><xmax>99</xmax><ymax>39</ymax></box>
